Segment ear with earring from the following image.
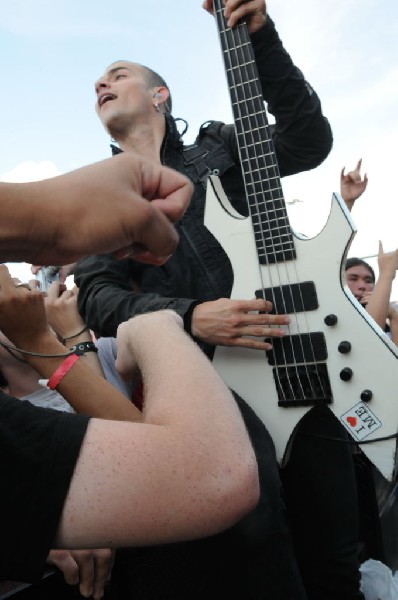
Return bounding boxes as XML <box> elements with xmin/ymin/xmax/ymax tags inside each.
<box><xmin>153</xmin><ymin>91</ymin><xmax>161</xmax><ymax>112</ymax></box>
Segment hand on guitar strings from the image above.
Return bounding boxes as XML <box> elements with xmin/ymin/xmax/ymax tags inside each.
<box><xmin>191</xmin><ymin>297</ymin><xmax>289</xmax><ymax>350</ymax></box>
<box><xmin>202</xmin><ymin>0</ymin><xmax>267</xmax><ymax>34</ymax></box>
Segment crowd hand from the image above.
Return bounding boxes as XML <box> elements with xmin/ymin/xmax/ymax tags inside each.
<box><xmin>44</xmin><ymin>282</ymin><xmax>87</xmax><ymax>342</ymax></box>
<box><xmin>0</xmin><ymin>264</ymin><xmax>51</xmax><ymax>351</ymax></box>
<box><xmin>30</xmin><ymin>153</ymin><xmax>192</xmax><ymax>267</ymax></box>
<box><xmin>203</xmin><ymin>0</ymin><xmax>267</xmax><ymax>34</ymax></box>
<box><xmin>377</xmin><ymin>241</ymin><xmax>398</xmax><ymax>279</ymax></box>
<box><xmin>191</xmin><ymin>298</ymin><xmax>289</xmax><ymax>350</ymax></box>
<box><xmin>359</xmin><ymin>291</ymin><xmax>373</xmax><ymax>307</ymax></box>
<box><xmin>115</xmin><ymin>310</ymin><xmax>183</xmax><ymax>380</ymax></box>
<box><xmin>47</xmin><ymin>548</ymin><xmax>114</xmax><ymax>600</ymax></box>
<box><xmin>31</xmin><ymin>264</ymin><xmax>74</xmax><ymax>285</ymax></box>
<box><xmin>340</xmin><ymin>158</ymin><xmax>368</xmax><ymax>209</ymax></box>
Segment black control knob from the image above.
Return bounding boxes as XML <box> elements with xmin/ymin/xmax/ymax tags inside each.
<box><xmin>360</xmin><ymin>390</ymin><xmax>373</xmax><ymax>402</ymax></box>
<box><xmin>340</xmin><ymin>368</ymin><xmax>353</xmax><ymax>382</ymax></box>
<box><xmin>338</xmin><ymin>341</ymin><xmax>352</xmax><ymax>354</ymax></box>
<box><xmin>324</xmin><ymin>314</ymin><xmax>338</xmax><ymax>326</ymax></box>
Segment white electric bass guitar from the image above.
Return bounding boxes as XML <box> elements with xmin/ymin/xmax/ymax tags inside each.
<box><xmin>205</xmin><ymin>0</ymin><xmax>398</xmax><ymax>480</ymax></box>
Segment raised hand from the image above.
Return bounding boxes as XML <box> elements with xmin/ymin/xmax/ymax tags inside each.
<box><xmin>340</xmin><ymin>158</ymin><xmax>368</xmax><ymax>211</ymax></box>
<box><xmin>0</xmin><ymin>264</ymin><xmax>51</xmax><ymax>352</ymax></box>
<box><xmin>44</xmin><ymin>283</ymin><xmax>86</xmax><ymax>343</ymax></box>
<box><xmin>203</xmin><ymin>0</ymin><xmax>267</xmax><ymax>34</ymax></box>
<box><xmin>377</xmin><ymin>240</ymin><xmax>398</xmax><ymax>280</ymax></box>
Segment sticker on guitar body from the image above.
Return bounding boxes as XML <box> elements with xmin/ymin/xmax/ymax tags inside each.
<box><xmin>340</xmin><ymin>403</ymin><xmax>382</xmax><ymax>441</ymax></box>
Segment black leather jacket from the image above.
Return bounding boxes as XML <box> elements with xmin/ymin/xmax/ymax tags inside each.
<box><xmin>75</xmin><ymin>17</ymin><xmax>333</xmax><ymax>340</ymax></box>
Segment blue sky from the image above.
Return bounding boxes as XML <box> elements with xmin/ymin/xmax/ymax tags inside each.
<box><xmin>1</xmin><ymin>0</ymin><xmax>397</xmax><ymax>293</ymax></box>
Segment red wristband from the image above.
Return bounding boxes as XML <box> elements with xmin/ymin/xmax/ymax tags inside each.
<box><xmin>47</xmin><ymin>353</ymin><xmax>80</xmax><ymax>390</ymax></box>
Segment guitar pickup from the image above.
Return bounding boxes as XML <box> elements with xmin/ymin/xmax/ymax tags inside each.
<box><xmin>266</xmin><ymin>332</ymin><xmax>327</xmax><ymax>365</ymax></box>
<box><xmin>256</xmin><ymin>281</ymin><xmax>318</xmax><ymax>314</ymax></box>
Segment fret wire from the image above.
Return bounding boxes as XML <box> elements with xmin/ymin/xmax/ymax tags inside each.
<box><xmin>214</xmin><ymin>0</ymin><xmax>326</xmax><ymax>403</ymax></box>
<box><xmin>215</xmin><ymin>3</ymin><xmax>302</xmax><ymax>400</ymax></box>
<box><xmin>252</xmin><ymin>204</ymin><xmax>288</xmax><ymax>211</ymax></box>
<box><xmin>215</xmin><ymin>2</ymin><xmax>294</xmax><ymax>252</ymax></box>
<box><xmin>256</xmin><ymin>233</ymin><xmax>293</xmax><ymax>242</ymax></box>
<box><xmin>213</xmin><ymin>0</ymin><xmax>310</xmax><ymax>404</ymax></box>
<box><xmin>254</xmin><ymin>220</ymin><xmax>290</xmax><ymax>229</ymax></box>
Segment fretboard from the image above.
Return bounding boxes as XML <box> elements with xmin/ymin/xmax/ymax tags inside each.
<box><xmin>213</xmin><ymin>1</ymin><xmax>295</xmax><ymax>264</ymax></box>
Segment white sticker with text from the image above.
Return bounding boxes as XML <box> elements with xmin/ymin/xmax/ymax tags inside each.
<box><xmin>340</xmin><ymin>402</ymin><xmax>382</xmax><ymax>441</ymax></box>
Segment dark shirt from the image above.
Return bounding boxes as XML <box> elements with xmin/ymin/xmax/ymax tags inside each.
<box><xmin>0</xmin><ymin>393</ymin><xmax>89</xmax><ymax>582</ymax></box>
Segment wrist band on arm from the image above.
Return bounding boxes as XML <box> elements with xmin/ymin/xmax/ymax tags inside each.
<box><xmin>47</xmin><ymin>353</ymin><xmax>80</xmax><ymax>390</ymax></box>
<box><xmin>183</xmin><ymin>301</ymin><xmax>203</xmax><ymax>336</ymax></box>
<box><xmin>69</xmin><ymin>341</ymin><xmax>98</xmax><ymax>356</ymax></box>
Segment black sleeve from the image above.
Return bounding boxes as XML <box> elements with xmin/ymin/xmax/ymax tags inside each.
<box><xmin>75</xmin><ymin>254</ymin><xmax>200</xmax><ymax>338</ymax></box>
<box><xmin>221</xmin><ymin>17</ymin><xmax>333</xmax><ymax>177</ymax></box>
<box><xmin>0</xmin><ymin>392</ymin><xmax>90</xmax><ymax>582</ymax></box>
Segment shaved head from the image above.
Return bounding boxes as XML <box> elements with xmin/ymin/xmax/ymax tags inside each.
<box><xmin>108</xmin><ymin>60</ymin><xmax>172</xmax><ymax>113</ymax></box>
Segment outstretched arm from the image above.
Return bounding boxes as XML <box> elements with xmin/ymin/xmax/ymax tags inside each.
<box><xmin>0</xmin><ymin>152</ymin><xmax>191</xmax><ymax>265</ymax></box>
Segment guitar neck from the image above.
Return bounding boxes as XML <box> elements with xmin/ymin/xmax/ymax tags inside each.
<box><xmin>213</xmin><ymin>0</ymin><xmax>295</xmax><ymax>264</ymax></box>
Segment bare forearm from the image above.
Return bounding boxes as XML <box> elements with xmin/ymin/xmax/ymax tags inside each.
<box><xmin>119</xmin><ymin>315</ymin><xmax>252</xmax><ymax>451</ymax></box>
<box><xmin>0</xmin><ymin>182</ymin><xmax>52</xmax><ymax>262</ymax></box>
<box><xmin>389</xmin><ymin>313</ymin><xmax>398</xmax><ymax>346</ymax></box>
<box><xmin>25</xmin><ymin>334</ymin><xmax>141</xmax><ymax>422</ymax></box>
<box><xmin>366</xmin><ymin>275</ymin><xmax>394</xmax><ymax>329</ymax></box>
<box><xmin>57</xmin><ymin>315</ymin><xmax>259</xmax><ymax>548</ymax></box>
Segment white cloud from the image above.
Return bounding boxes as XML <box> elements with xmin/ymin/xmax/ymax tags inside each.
<box><xmin>0</xmin><ymin>161</ymin><xmax>61</xmax><ymax>183</ymax></box>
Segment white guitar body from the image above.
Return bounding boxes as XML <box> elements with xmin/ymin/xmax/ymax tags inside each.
<box><xmin>205</xmin><ymin>175</ymin><xmax>398</xmax><ymax>481</ymax></box>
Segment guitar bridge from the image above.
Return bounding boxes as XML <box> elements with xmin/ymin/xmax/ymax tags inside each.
<box><xmin>273</xmin><ymin>364</ymin><xmax>333</xmax><ymax>407</ymax></box>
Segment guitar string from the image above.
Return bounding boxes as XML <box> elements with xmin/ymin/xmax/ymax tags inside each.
<box><xmin>231</xmin><ymin>22</ymin><xmax>303</xmax><ymax>402</ymax></box>
<box><xmin>223</xmin><ymin>11</ymin><xmax>319</xmax><ymax>402</ymax></box>
<box><xmin>234</xmin><ymin>15</ymin><xmax>328</xmax><ymax>403</ymax></box>
<box><xmin>217</xmin><ymin>9</ymin><xmax>300</xmax><ymax>403</ymax></box>
<box><xmin>214</xmin><ymin>2</ymin><xmax>297</xmax><ymax>403</ymax></box>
